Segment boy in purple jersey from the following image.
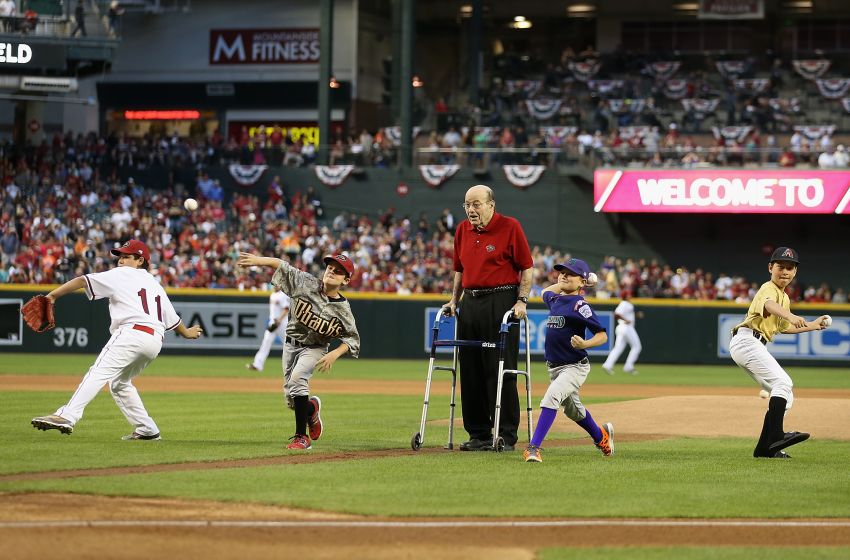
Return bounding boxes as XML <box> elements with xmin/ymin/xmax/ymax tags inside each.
<box><xmin>523</xmin><ymin>258</ymin><xmax>612</xmax><ymax>463</ymax></box>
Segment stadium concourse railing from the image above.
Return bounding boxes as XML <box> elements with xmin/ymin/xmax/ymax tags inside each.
<box><xmin>2</xmin><ymin>284</ymin><xmax>848</xmax><ymax>365</ymax></box>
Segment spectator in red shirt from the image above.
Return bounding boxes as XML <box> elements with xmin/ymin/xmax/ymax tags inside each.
<box><xmin>442</xmin><ymin>185</ymin><xmax>533</xmax><ymax>452</ymax></box>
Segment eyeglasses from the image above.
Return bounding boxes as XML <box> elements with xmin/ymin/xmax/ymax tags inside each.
<box><xmin>462</xmin><ymin>201</ymin><xmax>490</xmax><ymax>211</ymax></box>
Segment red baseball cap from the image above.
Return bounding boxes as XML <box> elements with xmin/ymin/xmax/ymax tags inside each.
<box><xmin>323</xmin><ymin>254</ymin><xmax>355</xmax><ymax>277</ymax></box>
<box><xmin>111</xmin><ymin>239</ymin><xmax>151</xmax><ymax>262</ymax></box>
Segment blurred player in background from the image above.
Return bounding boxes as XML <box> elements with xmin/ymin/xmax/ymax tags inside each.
<box><xmin>246</xmin><ymin>287</ymin><xmax>290</xmax><ymax>372</ymax></box>
<box><xmin>31</xmin><ymin>240</ymin><xmax>203</xmax><ymax>440</ymax></box>
<box><xmin>602</xmin><ymin>292</ymin><xmax>643</xmax><ymax>375</ymax></box>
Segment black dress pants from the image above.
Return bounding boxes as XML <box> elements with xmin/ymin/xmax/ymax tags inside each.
<box><xmin>457</xmin><ymin>289</ymin><xmax>520</xmax><ymax>446</ymax></box>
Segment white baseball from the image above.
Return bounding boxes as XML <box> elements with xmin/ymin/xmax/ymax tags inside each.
<box><xmin>184</xmin><ymin>198</ymin><xmax>199</xmax><ymax>212</ymax></box>
<box><xmin>822</xmin><ymin>315</ymin><xmax>832</xmax><ymax>327</ymax></box>
<box><xmin>586</xmin><ymin>272</ymin><xmax>598</xmax><ymax>286</ymax></box>
<box><xmin>759</xmin><ymin>389</ymin><xmax>770</xmax><ymax>399</ymax></box>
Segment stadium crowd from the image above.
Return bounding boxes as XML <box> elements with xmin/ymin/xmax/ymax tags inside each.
<box><xmin>1</xmin><ymin>154</ymin><xmax>846</xmax><ymax>302</ymax></box>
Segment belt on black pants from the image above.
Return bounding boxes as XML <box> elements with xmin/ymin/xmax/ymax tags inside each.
<box><xmin>547</xmin><ymin>357</ymin><xmax>590</xmax><ymax>368</ymax></box>
<box><xmin>732</xmin><ymin>327</ymin><xmax>767</xmax><ymax>345</ymax></box>
<box><xmin>463</xmin><ymin>285</ymin><xmax>518</xmax><ymax>297</ymax></box>
<box><xmin>285</xmin><ymin>336</ymin><xmax>325</xmax><ymax>349</ymax></box>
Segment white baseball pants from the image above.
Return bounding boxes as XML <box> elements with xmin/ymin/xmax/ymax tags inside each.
<box><xmin>603</xmin><ymin>323</ymin><xmax>642</xmax><ymax>372</ymax></box>
<box><xmin>56</xmin><ymin>325</ymin><xmax>162</xmax><ymax>436</ymax></box>
<box><xmin>729</xmin><ymin>328</ymin><xmax>794</xmax><ymax>408</ymax></box>
<box><xmin>250</xmin><ymin>322</ymin><xmax>286</xmax><ymax>371</ymax></box>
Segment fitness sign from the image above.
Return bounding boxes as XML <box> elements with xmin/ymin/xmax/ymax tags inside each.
<box><xmin>594</xmin><ymin>169</ymin><xmax>850</xmax><ymax>214</ymax></box>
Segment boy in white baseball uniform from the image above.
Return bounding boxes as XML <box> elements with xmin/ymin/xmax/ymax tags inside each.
<box><xmin>602</xmin><ymin>292</ymin><xmax>642</xmax><ymax>375</ymax></box>
<box><xmin>31</xmin><ymin>240</ymin><xmax>203</xmax><ymax>440</ymax></box>
<box><xmin>729</xmin><ymin>247</ymin><xmax>831</xmax><ymax>459</ymax></box>
<box><xmin>246</xmin><ymin>289</ymin><xmax>290</xmax><ymax>372</ymax></box>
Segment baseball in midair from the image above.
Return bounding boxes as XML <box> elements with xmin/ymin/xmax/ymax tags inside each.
<box><xmin>759</xmin><ymin>389</ymin><xmax>770</xmax><ymax>399</ymax></box>
<box><xmin>184</xmin><ymin>198</ymin><xmax>199</xmax><ymax>212</ymax></box>
<box><xmin>822</xmin><ymin>315</ymin><xmax>832</xmax><ymax>327</ymax></box>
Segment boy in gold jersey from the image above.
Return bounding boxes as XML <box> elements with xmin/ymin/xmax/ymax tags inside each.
<box><xmin>729</xmin><ymin>247</ymin><xmax>831</xmax><ymax>459</ymax></box>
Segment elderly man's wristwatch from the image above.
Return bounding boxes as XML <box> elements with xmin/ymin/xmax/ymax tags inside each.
<box><xmin>517</xmin><ymin>296</ymin><xmax>529</xmax><ymax>304</ymax></box>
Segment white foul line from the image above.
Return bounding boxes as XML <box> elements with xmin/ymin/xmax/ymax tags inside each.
<box><xmin>0</xmin><ymin>519</ymin><xmax>849</xmax><ymax>529</ymax></box>
<box><xmin>835</xmin><ymin>183</ymin><xmax>850</xmax><ymax>214</ymax></box>
<box><xmin>593</xmin><ymin>170</ymin><xmax>623</xmax><ymax>213</ymax></box>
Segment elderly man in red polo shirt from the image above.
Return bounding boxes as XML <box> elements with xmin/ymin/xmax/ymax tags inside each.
<box><xmin>442</xmin><ymin>185</ymin><xmax>534</xmax><ymax>452</ymax></box>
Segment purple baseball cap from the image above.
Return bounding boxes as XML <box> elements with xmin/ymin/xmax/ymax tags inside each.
<box><xmin>554</xmin><ymin>258</ymin><xmax>591</xmax><ymax>280</ymax></box>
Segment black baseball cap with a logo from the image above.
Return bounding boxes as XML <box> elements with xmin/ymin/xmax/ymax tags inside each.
<box><xmin>770</xmin><ymin>246</ymin><xmax>799</xmax><ymax>264</ymax></box>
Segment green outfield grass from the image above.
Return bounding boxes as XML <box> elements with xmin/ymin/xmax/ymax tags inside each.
<box><xmin>1</xmin><ymin>354</ymin><xmax>849</xmax><ymax>523</ymax></box>
<box><xmin>2</xmin><ymin>353</ymin><xmax>849</xmax><ymax>388</ymax></box>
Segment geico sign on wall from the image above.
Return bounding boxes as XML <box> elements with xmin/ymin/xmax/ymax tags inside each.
<box><xmin>210</xmin><ymin>29</ymin><xmax>319</xmax><ymax>65</ymax></box>
<box><xmin>594</xmin><ymin>169</ymin><xmax>850</xmax><ymax>214</ymax></box>
<box><xmin>717</xmin><ymin>314</ymin><xmax>850</xmax><ymax>360</ymax></box>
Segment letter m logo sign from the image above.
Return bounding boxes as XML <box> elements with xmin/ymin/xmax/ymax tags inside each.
<box><xmin>211</xmin><ymin>31</ymin><xmax>246</xmax><ymax>64</ymax></box>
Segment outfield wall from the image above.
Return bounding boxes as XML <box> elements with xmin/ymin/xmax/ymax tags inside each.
<box><xmin>2</xmin><ymin>287</ymin><xmax>848</xmax><ymax>366</ymax></box>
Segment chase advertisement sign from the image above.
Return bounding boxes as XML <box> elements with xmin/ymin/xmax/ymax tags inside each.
<box><xmin>717</xmin><ymin>313</ymin><xmax>850</xmax><ymax>361</ymax></box>
<box><xmin>424</xmin><ymin>307</ymin><xmax>614</xmax><ymax>356</ymax></box>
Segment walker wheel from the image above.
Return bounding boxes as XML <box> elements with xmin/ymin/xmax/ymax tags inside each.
<box><xmin>494</xmin><ymin>436</ymin><xmax>505</xmax><ymax>453</ymax></box>
<box><xmin>411</xmin><ymin>432</ymin><xmax>422</xmax><ymax>451</ymax></box>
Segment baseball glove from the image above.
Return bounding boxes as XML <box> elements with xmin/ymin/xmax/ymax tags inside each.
<box><xmin>21</xmin><ymin>295</ymin><xmax>56</xmax><ymax>333</ymax></box>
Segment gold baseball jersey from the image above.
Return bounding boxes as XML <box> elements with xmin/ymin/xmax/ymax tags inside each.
<box><xmin>733</xmin><ymin>281</ymin><xmax>792</xmax><ymax>342</ymax></box>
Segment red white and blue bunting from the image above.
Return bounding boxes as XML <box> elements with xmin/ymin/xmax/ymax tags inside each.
<box><xmin>793</xmin><ymin>125</ymin><xmax>836</xmax><ymax>141</ymax></box>
<box><xmin>418</xmin><ymin>165</ymin><xmax>460</xmax><ymax>188</ymax></box>
<box><xmin>587</xmin><ymin>80</ymin><xmax>624</xmax><ymax>94</ymax></box>
<box><xmin>525</xmin><ymin>99</ymin><xmax>563</xmax><ymax>120</ymax></box>
<box><xmin>842</xmin><ymin>98</ymin><xmax>850</xmax><ymax>113</ymax></box>
<box><xmin>315</xmin><ymin>165</ymin><xmax>355</xmax><ymax>188</ymax></box>
<box><xmin>711</xmin><ymin>126</ymin><xmax>752</xmax><ymax>143</ymax></box>
<box><xmin>681</xmin><ymin>98</ymin><xmax>720</xmax><ymax>115</ymax></box>
<box><xmin>792</xmin><ymin>59</ymin><xmax>831</xmax><ymax>81</ymax></box>
<box><xmin>503</xmin><ymin>165</ymin><xmax>545</xmax><ymax>189</ymax></box>
<box><xmin>662</xmin><ymin>79</ymin><xmax>689</xmax><ymax>100</ymax></box>
<box><xmin>733</xmin><ymin>79</ymin><xmax>770</xmax><ymax>94</ymax></box>
<box><xmin>716</xmin><ymin>61</ymin><xmax>749</xmax><ymax>80</ymax></box>
<box><xmin>227</xmin><ymin>164</ymin><xmax>268</xmax><ymax>187</ymax></box>
<box><xmin>504</xmin><ymin>80</ymin><xmax>542</xmax><ymax>96</ymax></box>
<box><xmin>568</xmin><ymin>60</ymin><xmax>602</xmax><ymax>82</ymax></box>
<box><xmin>644</xmin><ymin>61</ymin><xmax>681</xmax><ymax>81</ymax></box>
<box><xmin>815</xmin><ymin>79</ymin><xmax>850</xmax><ymax>100</ymax></box>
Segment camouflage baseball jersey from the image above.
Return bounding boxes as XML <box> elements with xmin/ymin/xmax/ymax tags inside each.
<box><xmin>272</xmin><ymin>260</ymin><xmax>360</xmax><ymax>358</ymax></box>
<box><xmin>732</xmin><ymin>280</ymin><xmax>791</xmax><ymax>343</ymax></box>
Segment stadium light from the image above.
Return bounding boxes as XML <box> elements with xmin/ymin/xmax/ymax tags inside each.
<box><xmin>412</xmin><ymin>75</ymin><xmax>424</xmax><ymax>88</ymax></box>
<box><xmin>459</xmin><ymin>4</ymin><xmax>473</xmax><ymax>17</ymax></box>
<box><xmin>567</xmin><ymin>3</ymin><xmax>597</xmax><ymax>17</ymax></box>
<box><xmin>509</xmin><ymin>16</ymin><xmax>532</xmax><ymax>29</ymax></box>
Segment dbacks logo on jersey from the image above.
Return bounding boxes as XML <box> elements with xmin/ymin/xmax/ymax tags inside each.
<box><xmin>292</xmin><ymin>299</ymin><xmax>343</xmax><ymax>337</ymax></box>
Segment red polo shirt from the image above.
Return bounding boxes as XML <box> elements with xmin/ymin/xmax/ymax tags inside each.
<box><xmin>453</xmin><ymin>212</ymin><xmax>533</xmax><ymax>288</ymax></box>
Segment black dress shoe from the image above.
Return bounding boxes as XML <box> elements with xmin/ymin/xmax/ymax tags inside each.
<box><xmin>768</xmin><ymin>431</ymin><xmax>810</xmax><ymax>454</ymax></box>
<box><xmin>459</xmin><ymin>439</ymin><xmax>489</xmax><ymax>451</ymax></box>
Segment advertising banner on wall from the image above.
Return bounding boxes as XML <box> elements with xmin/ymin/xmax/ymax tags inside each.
<box><xmin>424</xmin><ymin>308</ymin><xmax>614</xmax><ymax>356</ymax></box>
<box><xmin>210</xmin><ymin>29</ymin><xmax>320</xmax><ymax>65</ymax></box>
<box><xmin>716</xmin><ymin>313</ymin><xmax>850</xmax><ymax>361</ymax></box>
<box><xmin>594</xmin><ymin>169</ymin><xmax>850</xmax><ymax>214</ymax></box>
<box><xmin>165</xmin><ymin>302</ymin><xmax>281</xmax><ymax>350</ymax></box>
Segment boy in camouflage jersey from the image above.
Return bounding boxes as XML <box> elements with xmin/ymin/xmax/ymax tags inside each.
<box><xmin>238</xmin><ymin>252</ymin><xmax>360</xmax><ymax>450</ymax></box>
